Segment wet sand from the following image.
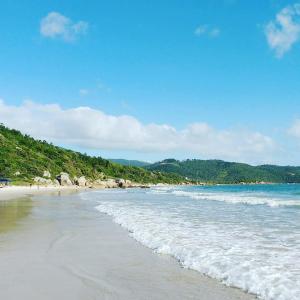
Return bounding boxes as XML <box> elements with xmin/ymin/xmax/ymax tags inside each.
<box><xmin>0</xmin><ymin>191</ymin><xmax>255</xmax><ymax>300</ymax></box>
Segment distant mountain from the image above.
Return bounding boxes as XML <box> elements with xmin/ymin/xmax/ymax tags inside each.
<box><xmin>145</xmin><ymin>159</ymin><xmax>300</xmax><ymax>183</ymax></box>
<box><xmin>0</xmin><ymin>125</ymin><xmax>184</xmax><ymax>185</ymax></box>
<box><xmin>109</xmin><ymin>159</ymin><xmax>151</xmax><ymax>167</ymax></box>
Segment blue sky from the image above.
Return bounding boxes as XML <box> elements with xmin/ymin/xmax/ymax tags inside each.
<box><xmin>1</xmin><ymin>0</ymin><xmax>300</xmax><ymax>164</ymax></box>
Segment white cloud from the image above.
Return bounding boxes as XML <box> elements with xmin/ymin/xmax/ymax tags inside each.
<box><xmin>195</xmin><ymin>25</ymin><xmax>220</xmax><ymax>38</ymax></box>
<box><xmin>0</xmin><ymin>100</ymin><xmax>275</xmax><ymax>164</ymax></box>
<box><xmin>265</xmin><ymin>3</ymin><xmax>300</xmax><ymax>57</ymax></box>
<box><xmin>288</xmin><ymin>119</ymin><xmax>300</xmax><ymax>138</ymax></box>
<box><xmin>40</xmin><ymin>12</ymin><xmax>88</xmax><ymax>42</ymax></box>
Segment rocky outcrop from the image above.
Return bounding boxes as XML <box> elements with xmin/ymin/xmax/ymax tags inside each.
<box><xmin>33</xmin><ymin>172</ymin><xmax>150</xmax><ymax>189</ymax></box>
<box><xmin>56</xmin><ymin>172</ymin><xmax>73</xmax><ymax>186</ymax></box>
<box><xmin>74</xmin><ymin>176</ymin><xmax>87</xmax><ymax>187</ymax></box>
<box><xmin>33</xmin><ymin>176</ymin><xmax>53</xmax><ymax>185</ymax></box>
<box><xmin>53</xmin><ymin>179</ymin><xmax>60</xmax><ymax>186</ymax></box>
<box><xmin>115</xmin><ymin>179</ymin><xmax>134</xmax><ymax>188</ymax></box>
<box><xmin>90</xmin><ymin>178</ymin><xmax>136</xmax><ymax>188</ymax></box>
<box><xmin>92</xmin><ymin>179</ymin><xmax>106</xmax><ymax>188</ymax></box>
<box><xmin>103</xmin><ymin>179</ymin><xmax>119</xmax><ymax>188</ymax></box>
<box><xmin>115</xmin><ymin>178</ymin><xmax>126</xmax><ymax>187</ymax></box>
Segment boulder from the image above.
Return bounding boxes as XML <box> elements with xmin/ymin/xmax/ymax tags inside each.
<box><xmin>56</xmin><ymin>172</ymin><xmax>73</xmax><ymax>186</ymax></box>
<box><xmin>43</xmin><ymin>170</ymin><xmax>51</xmax><ymax>178</ymax></box>
<box><xmin>115</xmin><ymin>178</ymin><xmax>126</xmax><ymax>187</ymax></box>
<box><xmin>92</xmin><ymin>178</ymin><xmax>135</xmax><ymax>189</ymax></box>
<box><xmin>104</xmin><ymin>179</ymin><xmax>119</xmax><ymax>188</ymax></box>
<box><xmin>53</xmin><ymin>179</ymin><xmax>60</xmax><ymax>186</ymax></box>
<box><xmin>92</xmin><ymin>179</ymin><xmax>107</xmax><ymax>188</ymax></box>
<box><xmin>33</xmin><ymin>176</ymin><xmax>53</xmax><ymax>185</ymax></box>
<box><xmin>124</xmin><ymin>180</ymin><xmax>132</xmax><ymax>188</ymax></box>
<box><xmin>74</xmin><ymin>176</ymin><xmax>87</xmax><ymax>187</ymax></box>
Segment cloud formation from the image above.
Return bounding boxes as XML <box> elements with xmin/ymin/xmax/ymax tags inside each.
<box><xmin>0</xmin><ymin>100</ymin><xmax>275</xmax><ymax>164</ymax></box>
<box><xmin>194</xmin><ymin>25</ymin><xmax>220</xmax><ymax>38</ymax></box>
<box><xmin>40</xmin><ymin>12</ymin><xmax>88</xmax><ymax>42</ymax></box>
<box><xmin>265</xmin><ymin>3</ymin><xmax>300</xmax><ymax>57</ymax></box>
<box><xmin>288</xmin><ymin>119</ymin><xmax>300</xmax><ymax>138</ymax></box>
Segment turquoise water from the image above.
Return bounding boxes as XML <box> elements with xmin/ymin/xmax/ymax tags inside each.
<box><xmin>87</xmin><ymin>184</ymin><xmax>300</xmax><ymax>300</ymax></box>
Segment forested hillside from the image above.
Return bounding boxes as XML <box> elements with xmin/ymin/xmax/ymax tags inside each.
<box><xmin>108</xmin><ymin>159</ymin><xmax>150</xmax><ymax>167</ymax></box>
<box><xmin>0</xmin><ymin>125</ymin><xmax>183</xmax><ymax>185</ymax></box>
<box><xmin>145</xmin><ymin>159</ymin><xmax>300</xmax><ymax>183</ymax></box>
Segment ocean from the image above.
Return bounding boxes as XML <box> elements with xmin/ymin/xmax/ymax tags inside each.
<box><xmin>83</xmin><ymin>184</ymin><xmax>300</xmax><ymax>300</ymax></box>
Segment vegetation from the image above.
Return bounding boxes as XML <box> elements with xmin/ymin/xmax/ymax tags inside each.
<box><xmin>0</xmin><ymin>125</ymin><xmax>184</xmax><ymax>184</ymax></box>
<box><xmin>145</xmin><ymin>159</ymin><xmax>300</xmax><ymax>184</ymax></box>
<box><xmin>108</xmin><ymin>159</ymin><xmax>150</xmax><ymax>167</ymax></box>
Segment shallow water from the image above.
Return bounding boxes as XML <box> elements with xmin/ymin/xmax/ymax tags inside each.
<box><xmin>89</xmin><ymin>184</ymin><xmax>300</xmax><ymax>300</ymax></box>
<box><xmin>0</xmin><ymin>192</ymin><xmax>252</xmax><ymax>300</ymax></box>
<box><xmin>0</xmin><ymin>198</ymin><xmax>33</xmax><ymax>233</ymax></box>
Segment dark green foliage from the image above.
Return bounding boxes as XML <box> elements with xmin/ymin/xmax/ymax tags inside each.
<box><xmin>145</xmin><ymin>159</ymin><xmax>300</xmax><ymax>183</ymax></box>
<box><xmin>0</xmin><ymin>125</ymin><xmax>183</xmax><ymax>184</ymax></box>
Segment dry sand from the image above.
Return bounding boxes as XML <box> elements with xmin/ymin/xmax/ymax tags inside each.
<box><xmin>0</xmin><ymin>185</ymin><xmax>85</xmax><ymax>201</ymax></box>
<box><xmin>0</xmin><ymin>190</ymin><xmax>256</xmax><ymax>300</ymax></box>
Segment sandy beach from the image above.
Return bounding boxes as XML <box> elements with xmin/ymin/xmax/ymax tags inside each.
<box><xmin>0</xmin><ymin>189</ymin><xmax>255</xmax><ymax>300</ymax></box>
<box><xmin>0</xmin><ymin>185</ymin><xmax>86</xmax><ymax>201</ymax></box>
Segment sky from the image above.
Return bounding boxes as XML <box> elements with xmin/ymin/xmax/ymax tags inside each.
<box><xmin>1</xmin><ymin>0</ymin><xmax>300</xmax><ymax>165</ymax></box>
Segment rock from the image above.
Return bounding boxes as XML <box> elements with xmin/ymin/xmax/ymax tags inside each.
<box><xmin>53</xmin><ymin>179</ymin><xmax>60</xmax><ymax>186</ymax></box>
<box><xmin>33</xmin><ymin>176</ymin><xmax>53</xmax><ymax>185</ymax></box>
<box><xmin>115</xmin><ymin>178</ymin><xmax>135</xmax><ymax>188</ymax></box>
<box><xmin>74</xmin><ymin>176</ymin><xmax>87</xmax><ymax>187</ymax></box>
<box><xmin>124</xmin><ymin>180</ymin><xmax>132</xmax><ymax>188</ymax></box>
<box><xmin>43</xmin><ymin>170</ymin><xmax>51</xmax><ymax>178</ymax></box>
<box><xmin>115</xmin><ymin>178</ymin><xmax>126</xmax><ymax>187</ymax></box>
<box><xmin>91</xmin><ymin>178</ymin><xmax>138</xmax><ymax>189</ymax></box>
<box><xmin>104</xmin><ymin>179</ymin><xmax>119</xmax><ymax>188</ymax></box>
<box><xmin>56</xmin><ymin>172</ymin><xmax>73</xmax><ymax>186</ymax></box>
<box><xmin>92</xmin><ymin>179</ymin><xmax>107</xmax><ymax>189</ymax></box>
<box><xmin>140</xmin><ymin>185</ymin><xmax>150</xmax><ymax>189</ymax></box>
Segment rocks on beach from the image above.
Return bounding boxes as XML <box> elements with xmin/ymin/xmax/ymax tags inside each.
<box><xmin>56</xmin><ymin>172</ymin><xmax>73</xmax><ymax>186</ymax></box>
<box><xmin>33</xmin><ymin>176</ymin><xmax>53</xmax><ymax>185</ymax></box>
<box><xmin>43</xmin><ymin>170</ymin><xmax>51</xmax><ymax>178</ymax></box>
<box><xmin>74</xmin><ymin>176</ymin><xmax>87</xmax><ymax>187</ymax></box>
<box><xmin>31</xmin><ymin>171</ymin><xmax>150</xmax><ymax>189</ymax></box>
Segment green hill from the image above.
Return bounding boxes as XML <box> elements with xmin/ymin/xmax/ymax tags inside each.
<box><xmin>0</xmin><ymin>124</ymin><xmax>183</xmax><ymax>185</ymax></box>
<box><xmin>108</xmin><ymin>159</ymin><xmax>150</xmax><ymax>167</ymax></box>
<box><xmin>145</xmin><ymin>159</ymin><xmax>300</xmax><ymax>184</ymax></box>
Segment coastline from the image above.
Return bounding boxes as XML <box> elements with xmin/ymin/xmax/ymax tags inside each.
<box><xmin>0</xmin><ymin>185</ymin><xmax>87</xmax><ymax>201</ymax></box>
<box><xmin>0</xmin><ymin>190</ymin><xmax>256</xmax><ymax>300</ymax></box>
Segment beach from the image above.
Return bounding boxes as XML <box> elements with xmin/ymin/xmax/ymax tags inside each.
<box><xmin>0</xmin><ymin>185</ymin><xmax>86</xmax><ymax>201</ymax></box>
<box><xmin>0</xmin><ymin>188</ymin><xmax>255</xmax><ymax>300</ymax></box>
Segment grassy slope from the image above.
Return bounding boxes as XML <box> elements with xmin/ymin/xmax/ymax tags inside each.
<box><xmin>108</xmin><ymin>159</ymin><xmax>150</xmax><ymax>167</ymax></box>
<box><xmin>0</xmin><ymin>125</ymin><xmax>183</xmax><ymax>184</ymax></box>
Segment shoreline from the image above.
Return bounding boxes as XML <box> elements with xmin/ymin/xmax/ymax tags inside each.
<box><xmin>0</xmin><ymin>189</ymin><xmax>256</xmax><ymax>300</ymax></box>
<box><xmin>0</xmin><ymin>185</ymin><xmax>88</xmax><ymax>201</ymax></box>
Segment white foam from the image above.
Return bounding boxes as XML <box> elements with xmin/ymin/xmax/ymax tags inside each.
<box><xmin>91</xmin><ymin>189</ymin><xmax>300</xmax><ymax>300</ymax></box>
<box><xmin>166</xmin><ymin>190</ymin><xmax>300</xmax><ymax>207</ymax></box>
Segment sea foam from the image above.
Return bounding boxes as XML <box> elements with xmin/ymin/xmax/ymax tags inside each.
<box><xmin>86</xmin><ymin>185</ymin><xmax>300</xmax><ymax>300</ymax></box>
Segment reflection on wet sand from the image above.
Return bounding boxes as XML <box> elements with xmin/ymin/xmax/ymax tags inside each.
<box><xmin>0</xmin><ymin>198</ymin><xmax>33</xmax><ymax>233</ymax></box>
